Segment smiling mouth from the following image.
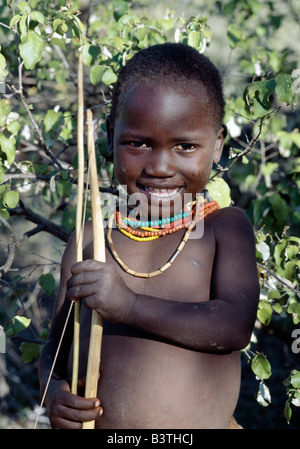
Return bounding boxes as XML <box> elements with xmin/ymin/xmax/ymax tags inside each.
<box><xmin>139</xmin><ymin>185</ymin><xmax>181</xmax><ymax>198</ymax></box>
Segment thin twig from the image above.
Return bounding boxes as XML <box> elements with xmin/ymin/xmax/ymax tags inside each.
<box><xmin>0</xmin><ymin>214</ymin><xmax>18</xmax><ymax>276</ymax></box>
<box><xmin>7</xmin><ymin>83</ymin><xmax>63</xmax><ymax>172</ymax></box>
<box><xmin>210</xmin><ymin>107</ymin><xmax>281</xmax><ymax>181</ymax></box>
<box><xmin>257</xmin><ymin>262</ymin><xmax>299</xmax><ymax>298</ymax></box>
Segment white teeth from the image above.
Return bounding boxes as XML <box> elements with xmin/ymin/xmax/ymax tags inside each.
<box><xmin>143</xmin><ymin>186</ymin><xmax>180</xmax><ymax>198</ymax></box>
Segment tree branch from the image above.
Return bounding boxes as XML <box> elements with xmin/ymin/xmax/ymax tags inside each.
<box><xmin>10</xmin><ymin>201</ymin><xmax>70</xmax><ymax>243</ymax></box>
<box><xmin>257</xmin><ymin>262</ymin><xmax>300</xmax><ymax>298</ymax></box>
<box><xmin>210</xmin><ymin>107</ymin><xmax>281</xmax><ymax>181</ymax></box>
<box><xmin>0</xmin><ymin>201</ymin><xmax>70</xmax><ymax>276</ymax></box>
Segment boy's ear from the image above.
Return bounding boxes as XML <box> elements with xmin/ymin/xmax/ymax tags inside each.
<box><xmin>106</xmin><ymin>114</ymin><xmax>114</xmax><ymax>158</ymax></box>
<box><xmin>213</xmin><ymin>124</ymin><xmax>226</xmax><ymax>164</ymax></box>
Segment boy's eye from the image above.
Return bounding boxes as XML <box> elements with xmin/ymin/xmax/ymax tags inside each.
<box><xmin>175</xmin><ymin>143</ymin><xmax>196</xmax><ymax>151</ymax></box>
<box><xmin>128</xmin><ymin>141</ymin><xmax>149</xmax><ymax>149</ymax></box>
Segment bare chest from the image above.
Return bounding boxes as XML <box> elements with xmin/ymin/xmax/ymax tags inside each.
<box><xmin>91</xmin><ymin>226</ymin><xmax>216</xmax><ymax>302</ymax></box>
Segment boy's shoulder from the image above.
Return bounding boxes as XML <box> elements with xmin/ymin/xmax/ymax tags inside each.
<box><xmin>211</xmin><ymin>204</ymin><xmax>250</xmax><ymax>221</ymax></box>
<box><xmin>209</xmin><ymin>205</ymin><xmax>254</xmax><ymax>239</ymax></box>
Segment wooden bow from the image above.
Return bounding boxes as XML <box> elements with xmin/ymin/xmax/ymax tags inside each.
<box><xmin>71</xmin><ymin>53</ymin><xmax>105</xmax><ymax>429</ymax></box>
<box><xmin>34</xmin><ymin>53</ymin><xmax>104</xmax><ymax>430</ymax></box>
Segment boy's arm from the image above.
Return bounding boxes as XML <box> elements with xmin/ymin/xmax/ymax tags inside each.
<box><xmin>68</xmin><ymin>208</ymin><xmax>259</xmax><ymax>353</ymax></box>
<box><xmin>126</xmin><ymin>207</ymin><xmax>259</xmax><ymax>352</ymax></box>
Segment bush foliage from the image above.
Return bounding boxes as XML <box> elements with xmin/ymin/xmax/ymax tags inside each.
<box><xmin>0</xmin><ymin>0</ymin><xmax>299</xmax><ymax>426</ymax></box>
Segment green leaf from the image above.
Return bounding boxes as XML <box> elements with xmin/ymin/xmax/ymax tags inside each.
<box><xmin>17</xmin><ymin>1</ymin><xmax>31</xmax><ymax>14</ymax></box>
<box><xmin>19</xmin><ymin>30</ymin><xmax>44</xmax><ymax>70</ymax></box>
<box><xmin>10</xmin><ymin>14</ymin><xmax>22</xmax><ymax>28</ymax></box>
<box><xmin>0</xmin><ymin>134</ymin><xmax>16</xmax><ymax>165</ymax></box>
<box><xmin>113</xmin><ymin>0</ymin><xmax>129</xmax><ymax>21</ymax></box>
<box><xmin>261</xmin><ymin>162</ymin><xmax>279</xmax><ymax>176</ymax></box>
<box><xmin>256</xmin><ymin>380</ymin><xmax>271</xmax><ymax>406</ymax></box>
<box><xmin>90</xmin><ymin>65</ymin><xmax>104</xmax><ymax>85</ymax></box>
<box><xmin>20</xmin><ymin>342</ymin><xmax>40</xmax><ymax>363</ymax></box>
<box><xmin>206</xmin><ymin>177</ymin><xmax>231</xmax><ymax>208</ymax></box>
<box><xmin>188</xmin><ymin>30</ymin><xmax>201</xmax><ymax>49</ymax></box>
<box><xmin>136</xmin><ymin>26</ymin><xmax>147</xmax><ymax>42</ymax></box>
<box><xmin>257</xmin><ymin>300</ymin><xmax>273</xmax><ymax>325</ymax></box>
<box><xmin>29</xmin><ymin>0</ymin><xmax>39</xmax><ymax>7</ymax></box>
<box><xmin>244</xmin><ymin>79</ymin><xmax>276</xmax><ymax>116</ymax></box>
<box><xmin>269</xmin><ymin>192</ymin><xmax>289</xmax><ymax>228</ymax></box>
<box><xmin>275</xmin><ymin>73</ymin><xmax>293</xmax><ymax>105</ymax></box>
<box><xmin>5</xmin><ymin>315</ymin><xmax>31</xmax><ymax>337</ymax></box>
<box><xmin>102</xmin><ymin>68</ymin><xmax>118</xmax><ymax>86</ymax></box>
<box><xmin>7</xmin><ymin>121</ymin><xmax>21</xmax><ymax>136</ymax></box>
<box><xmin>19</xmin><ymin>14</ymin><xmax>28</xmax><ymax>35</ymax></box>
<box><xmin>50</xmin><ymin>37</ymin><xmax>66</xmax><ymax>51</ymax></box>
<box><xmin>227</xmin><ymin>24</ymin><xmax>243</xmax><ymax>49</ymax></box>
<box><xmin>53</xmin><ymin>18</ymin><xmax>63</xmax><ymax>32</ymax></box>
<box><xmin>290</xmin><ymin>371</ymin><xmax>300</xmax><ymax>388</ymax></box>
<box><xmin>286</xmin><ymin>245</ymin><xmax>299</xmax><ymax>260</ymax></box>
<box><xmin>30</xmin><ymin>11</ymin><xmax>45</xmax><ymax>25</ymax></box>
<box><xmin>82</xmin><ymin>43</ymin><xmax>100</xmax><ymax>66</ymax></box>
<box><xmin>50</xmin><ymin>174</ymin><xmax>56</xmax><ymax>192</ymax></box>
<box><xmin>256</xmin><ymin>241</ymin><xmax>270</xmax><ymax>261</ymax></box>
<box><xmin>44</xmin><ymin>109</ymin><xmax>63</xmax><ymax>133</ymax></box>
<box><xmin>284</xmin><ymin>399</ymin><xmax>292</xmax><ymax>424</ymax></box>
<box><xmin>272</xmin><ymin>302</ymin><xmax>282</xmax><ymax>314</ymax></box>
<box><xmin>0</xmin><ymin>99</ymin><xmax>11</xmax><ymax>127</ymax></box>
<box><xmin>4</xmin><ymin>190</ymin><xmax>19</xmax><ymax>208</ymax></box>
<box><xmin>251</xmin><ymin>353</ymin><xmax>272</xmax><ymax>379</ymax></box>
<box><xmin>0</xmin><ymin>53</ymin><xmax>7</xmax><ymax>80</ymax></box>
<box><xmin>39</xmin><ymin>273</ymin><xmax>55</xmax><ymax>295</ymax></box>
<box><xmin>57</xmin><ymin>177</ymin><xmax>72</xmax><ymax>197</ymax></box>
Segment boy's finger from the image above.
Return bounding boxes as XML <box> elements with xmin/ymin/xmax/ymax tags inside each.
<box><xmin>68</xmin><ymin>393</ymin><xmax>101</xmax><ymax>411</ymax></box>
<box><xmin>71</xmin><ymin>259</ymin><xmax>105</xmax><ymax>274</ymax></box>
<box><xmin>67</xmin><ymin>271</ymin><xmax>99</xmax><ymax>288</ymax></box>
<box><xmin>66</xmin><ymin>282</ymin><xmax>97</xmax><ymax>301</ymax></box>
<box><xmin>56</xmin><ymin>402</ymin><xmax>103</xmax><ymax>427</ymax></box>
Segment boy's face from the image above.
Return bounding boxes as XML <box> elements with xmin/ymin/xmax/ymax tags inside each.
<box><xmin>107</xmin><ymin>83</ymin><xmax>224</xmax><ymax>218</ymax></box>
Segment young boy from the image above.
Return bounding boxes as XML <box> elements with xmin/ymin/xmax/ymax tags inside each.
<box><xmin>38</xmin><ymin>43</ymin><xmax>259</xmax><ymax>429</ymax></box>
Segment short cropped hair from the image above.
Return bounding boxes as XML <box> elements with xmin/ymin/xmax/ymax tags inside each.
<box><xmin>110</xmin><ymin>43</ymin><xmax>225</xmax><ymax>129</ymax></box>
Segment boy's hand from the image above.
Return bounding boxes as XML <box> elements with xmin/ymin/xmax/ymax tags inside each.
<box><xmin>66</xmin><ymin>260</ymin><xmax>136</xmax><ymax>323</ymax></box>
<box><xmin>46</xmin><ymin>378</ymin><xmax>103</xmax><ymax>429</ymax></box>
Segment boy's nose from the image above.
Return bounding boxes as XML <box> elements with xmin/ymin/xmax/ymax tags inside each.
<box><xmin>144</xmin><ymin>149</ymin><xmax>177</xmax><ymax>178</ymax></box>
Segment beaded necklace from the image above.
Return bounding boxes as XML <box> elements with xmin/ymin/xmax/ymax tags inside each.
<box><xmin>107</xmin><ymin>198</ymin><xmax>220</xmax><ymax>278</ymax></box>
